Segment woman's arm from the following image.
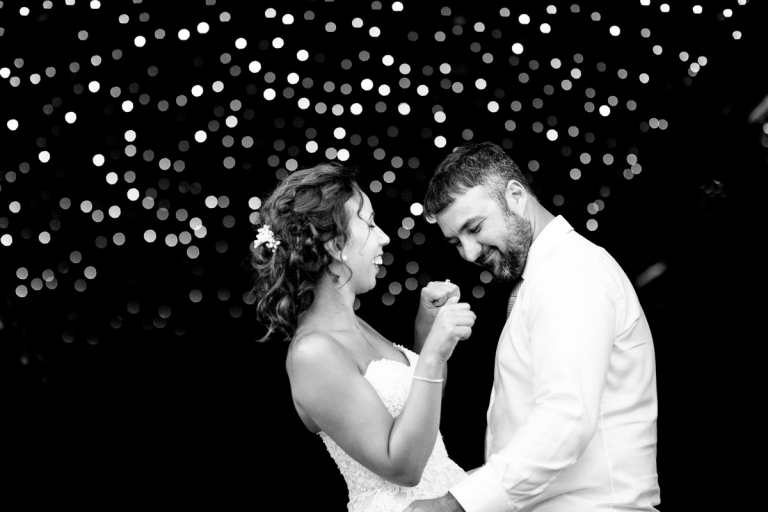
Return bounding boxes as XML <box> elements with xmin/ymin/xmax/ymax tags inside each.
<box><xmin>288</xmin><ymin>300</ymin><xmax>473</xmax><ymax>487</ymax></box>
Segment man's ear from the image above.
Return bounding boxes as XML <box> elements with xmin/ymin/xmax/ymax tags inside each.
<box><xmin>504</xmin><ymin>179</ymin><xmax>528</xmax><ymax>216</ymax></box>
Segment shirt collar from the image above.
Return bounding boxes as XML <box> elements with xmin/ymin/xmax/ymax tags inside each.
<box><xmin>521</xmin><ymin>215</ymin><xmax>573</xmax><ymax>280</ymax></box>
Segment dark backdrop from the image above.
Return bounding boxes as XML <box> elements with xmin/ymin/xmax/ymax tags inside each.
<box><xmin>0</xmin><ymin>0</ymin><xmax>763</xmax><ymax>508</ymax></box>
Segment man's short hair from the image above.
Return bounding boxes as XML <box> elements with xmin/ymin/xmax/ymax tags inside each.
<box><xmin>424</xmin><ymin>142</ymin><xmax>535</xmax><ymax>218</ymax></box>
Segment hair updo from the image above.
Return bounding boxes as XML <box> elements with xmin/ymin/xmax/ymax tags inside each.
<box><xmin>250</xmin><ymin>163</ymin><xmax>362</xmax><ymax>342</ymax></box>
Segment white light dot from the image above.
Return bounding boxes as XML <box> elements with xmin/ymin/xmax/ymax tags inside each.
<box><xmin>88</xmin><ymin>81</ymin><xmax>100</xmax><ymax>93</ymax></box>
<box><xmin>398</xmin><ymin>103</ymin><xmax>411</xmax><ymax>115</ymax></box>
<box><xmin>65</xmin><ymin>112</ymin><xmax>77</xmax><ymax>124</ymax></box>
<box><xmin>660</xmin><ymin>4</ymin><xmax>670</xmax><ymax>13</ymax></box>
<box><xmin>639</xmin><ymin>73</ymin><xmax>650</xmax><ymax>83</ymax></box>
<box><xmin>1</xmin><ymin>234</ymin><xmax>12</xmax><ymax>246</ymax></box>
<box><xmin>39</xmin><ymin>151</ymin><xmax>51</xmax><ymax>163</ymax></box>
<box><xmin>334</xmin><ymin>127</ymin><xmax>346</xmax><ymax>139</ymax></box>
<box><xmin>287</xmin><ymin>72</ymin><xmax>299</xmax><ymax>84</ymax></box>
<box><xmin>392</xmin><ymin>1</ymin><xmax>404</xmax><ymax>11</ymax></box>
<box><xmin>283</xmin><ymin>14</ymin><xmax>294</xmax><ymax>25</ymax></box>
<box><xmin>382</xmin><ymin>55</ymin><xmax>395</xmax><ymax>66</ymax></box>
<box><xmin>599</xmin><ymin>105</ymin><xmax>611</xmax><ymax>116</ymax></box>
<box><xmin>178</xmin><ymin>29</ymin><xmax>191</xmax><ymax>41</ymax></box>
<box><xmin>306</xmin><ymin>141</ymin><xmax>318</xmax><ymax>153</ymax></box>
<box><xmin>587</xmin><ymin>219</ymin><xmax>598</xmax><ymax>231</ymax></box>
<box><xmin>338</xmin><ymin>149</ymin><xmax>350</xmax><ymax>161</ymax></box>
<box><xmin>351</xmin><ymin>103</ymin><xmax>363</xmax><ymax>115</ymax></box>
<box><xmin>93</xmin><ymin>154</ymin><xmax>105</xmax><ymax>167</ymax></box>
<box><xmin>733</xmin><ymin>31</ymin><xmax>742</xmax><ymax>40</ymax></box>
<box><xmin>540</xmin><ymin>23</ymin><xmax>551</xmax><ymax>34</ymax></box>
<box><xmin>192</xmin><ymin>85</ymin><xmax>204</xmax><ymax>97</ymax></box>
<box><xmin>298</xmin><ymin>98</ymin><xmax>310</xmax><ymax>110</ymax></box>
<box><xmin>361</xmin><ymin>79</ymin><xmax>374</xmax><ymax>91</ymax></box>
<box><xmin>226</xmin><ymin>115</ymin><xmax>238</xmax><ymax>127</ymax></box>
<box><xmin>273</xmin><ymin>37</ymin><xmax>284</xmax><ymax>49</ymax></box>
<box><xmin>476</xmin><ymin>78</ymin><xmax>487</xmax><ymax>90</ymax></box>
<box><xmin>39</xmin><ymin>232</ymin><xmax>51</xmax><ymax>244</ymax></box>
<box><xmin>144</xmin><ymin>229</ymin><xmax>157</xmax><ymax>243</ymax></box>
<box><xmin>610</xmin><ymin>26</ymin><xmax>620</xmax><ymax>36</ymax></box>
<box><xmin>263</xmin><ymin>89</ymin><xmax>276</xmax><ymax>101</ymax></box>
<box><xmin>369</xmin><ymin>27</ymin><xmax>381</xmax><ymax>37</ymax></box>
<box><xmin>235</xmin><ymin>38</ymin><xmax>247</xmax><ymax>49</ymax></box>
<box><xmin>20</xmin><ymin>7</ymin><xmax>30</xmax><ymax>16</ymax></box>
<box><xmin>512</xmin><ymin>43</ymin><xmax>524</xmax><ymax>55</ymax></box>
<box><xmin>249</xmin><ymin>62</ymin><xmax>262</xmax><ymax>75</ymax></box>
<box><xmin>127</xmin><ymin>188</ymin><xmax>139</xmax><ymax>201</ymax></box>
<box><xmin>195</xmin><ymin>130</ymin><xmax>207</xmax><ymax>142</ymax></box>
<box><xmin>434</xmin><ymin>111</ymin><xmax>446</xmax><ymax>123</ymax></box>
<box><xmin>197</xmin><ymin>22</ymin><xmax>210</xmax><ymax>34</ymax></box>
<box><xmin>90</xmin><ymin>0</ymin><xmax>101</xmax><ymax>9</ymax></box>
<box><xmin>417</xmin><ymin>85</ymin><xmax>429</xmax><ymax>96</ymax></box>
<box><xmin>723</xmin><ymin>9</ymin><xmax>732</xmax><ymax>17</ymax></box>
<box><xmin>7</xmin><ymin>119</ymin><xmax>19</xmax><ymax>131</ymax></box>
<box><xmin>124</xmin><ymin>130</ymin><xmax>136</xmax><ymax>142</ymax></box>
<box><xmin>488</xmin><ymin>101</ymin><xmax>499</xmax><ymax>113</ymax></box>
<box><xmin>352</xmin><ymin>17</ymin><xmax>364</xmax><ymax>28</ymax></box>
<box><xmin>122</xmin><ymin>100</ymin><xmax>134</xmax><ymax>112</ymax></box>
<box><xmin>297</xmin><ymin>50</ymin><xmax>309</xmax><ymax>61</ymax></box>
<box><xmin>546</xmin><ymin>129</ymin><xmax>558</xmax><ymax>141</ymax></box>
<box><xmin>693</xmin><ymin>5</ymin><xmax>702</xmax><ymax>14</ymax></box>
<box><xmin>434</xmin><ymin>136</ymin><xmax>446</xmax><ymax>148</ymax></box>
<box><xmin>519</xmin><ymin>14</ymin><xmax>530</xmax><ymax>25</ymax></box>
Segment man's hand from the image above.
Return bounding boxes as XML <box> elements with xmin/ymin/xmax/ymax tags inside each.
<box><xmin>414</xmin><ymin>280</ymin><xmax>461</xmax><ymax>352</ymax></box>
<box><xmin>402</xmin><ymin>493</ymin><xmax>465</xmax><ymax>512</ymax></box>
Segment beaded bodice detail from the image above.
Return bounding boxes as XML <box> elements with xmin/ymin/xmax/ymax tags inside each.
<box><xmin>318</xmin><ymin>345</ymin><xmax>467</xmax><ymax>512</ymax></box>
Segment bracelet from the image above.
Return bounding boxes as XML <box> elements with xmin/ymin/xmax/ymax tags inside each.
<box><xmin>413</xmin><ymin>375</ymin><xmax>444</xmax><ymax>384</ymax></box>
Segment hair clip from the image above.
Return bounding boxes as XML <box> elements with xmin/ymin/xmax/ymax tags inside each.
<box><xmin>254</xmin><ymin>224</ymin><xmax>281</xmax><ymax>252</ymax></box>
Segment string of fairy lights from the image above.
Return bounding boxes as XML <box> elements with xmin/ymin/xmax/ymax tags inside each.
<box><xmin>0</xmin><ymin>0</ymin><xmax>750</xmax><ymax>343</ymax></box>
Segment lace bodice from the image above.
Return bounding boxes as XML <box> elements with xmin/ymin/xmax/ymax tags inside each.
<box><xmin>318</xmin><ymin>345</ymin><xmax>467</xmax><ymax>512</ymax></box>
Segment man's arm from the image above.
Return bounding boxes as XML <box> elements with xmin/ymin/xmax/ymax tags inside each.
<box><xmin>451</xmin><ymin>259</ymin><xmax>617</xmax><ymax>512</ymax></box>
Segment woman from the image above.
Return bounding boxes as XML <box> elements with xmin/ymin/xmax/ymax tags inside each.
<box><xmin>251</xmin><ymin>163</ymin><xmax>474</xmax><ymax>511</ymax></box>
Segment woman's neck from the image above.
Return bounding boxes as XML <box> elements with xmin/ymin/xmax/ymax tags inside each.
<box><xmin>303</xmin><ymin>272</ymin><xmax>359</xmax><ymax>331</ymax></box>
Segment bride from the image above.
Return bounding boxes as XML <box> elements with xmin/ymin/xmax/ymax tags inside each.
<box><xmin>251</xmin><ymin>163</ymin><xmax>474</xmax><ymax>511</ymax></box>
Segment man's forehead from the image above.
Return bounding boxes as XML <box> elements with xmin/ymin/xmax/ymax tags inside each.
<box><xmin>436</xmin><ymin>186</ymin><xmax>491</xmax><ymax>234</ymax></box>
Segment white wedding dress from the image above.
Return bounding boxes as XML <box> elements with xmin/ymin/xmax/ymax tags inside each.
<box><xmin>318</xmin><ymin>345</ymin><xmax>467</xmax><ymax>512</ymax></box>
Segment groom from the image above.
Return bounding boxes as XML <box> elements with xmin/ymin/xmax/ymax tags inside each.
<box><xmin>405</xmin><ymin>142</ymin><xmax>660</xmax><ymax>512</ymax></box>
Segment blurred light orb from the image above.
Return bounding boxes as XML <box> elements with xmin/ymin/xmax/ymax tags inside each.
<box><xmin>264</xmin><ymin>89</ymin><xmax>276</xmax><ymax>101</ymax></box>
<box><xmin>288</xmin><ymin>72</ymin><xmax>299</xmax><ymax>84</ymax></box>
<box><xmin>192</xmin><ymin>85</ymin><xmax>204</xmax><ymax>97</ymax></box>
<box><xmin>197</xmin><ymin>22</ymin><xmax>210</xmax><ymax>34</ymax></box>
<box><xmin>306</xmin><ymin>141</ymin><xmax>318</xmax><ymax>153</ymax></box>
<box><xmin>127</xmin><ymin>188</ymin><xmax>139</xmax><ymax>201</ymax></box>
<box><xmin>540</xmin><ymin>23</ymin><xmax>551</xmax><ymax>34</ymax></box>
<box><xmin>410</xmin><ymin>203</ymin><xmax>424</xmax><ymax>216</ymax></box>
<box><xmin>434</xmin><ymin>136</ymin><xmax>447</xmax><ymax>148</ymax></box>
<box><xmin>265</xmin><ymin>8</ymin><xmax>276</xmax><ymax>18</ymax></box>
<box><xmin>249</xmin><ymin>61</ymin><xmax>262</xmax><ymax>73</ymax></box>
<box><xmin>512</xmin><ymin>43</ymin><xmax>524</xmax><ymax>55</ymax></box>
<box><xmin>369</xmin><ymin>27</ymin><xmax>381</xmax><ymax>37</ymax></box>
<box><xmin>334</xmin><ymin>127</ymin><xmax>346</xmax><ymax>139</ymax></box>
<box><xmin>125</xmin><ymin>130</ymin><xmax>137</xmax><ymax>142</ymax></box>
<box><xmin>351</xmin><ymin>103</ymin><xmax>363</xmax><ymax>115</ymax></box>
<box><xmin>283</xmin><ymin>14</ymin><xmax>295</xmax><ymax>24</ymax></box>
<box><xmin>88</xmin><ymin>81</ymin><xmax>100</xmax><ymax>92</ymax></box>
<box><xmin>417</xmin><ymin>85</ymin><xmax>429</xmax><ymax>96</ymax></box>
<box><xmin>610</xmin><ymin>26</ymin><xmax>620</xmax><ymax>36</ymax></box>
<box><xmin>122</xmin><ymin>100</ymin><xmax>134</xmax><ymax>112</ymax></box>
<box><xmin>93</xmin><ymin>154</ymin><xmax>105</xmax><ymax>166</ymax></box>
<box><xmin>476</xmin><ymin>78</ymin><xmax>487</xmax><ymax>90</ymax></box>
<box><xmin>392</xmin><ymin>2</ymin><xmax>404</xmax><ymax>11</ymax></box>
<box><xmin>519</xmin><ymin>14</ymin><xmax>530</xmax><ymax>25</ymax></box>
<box><xmin>90</xmin><ymin>1</ymin><xmax>101</xmax><ymax>8</ymax></box>
<box><xmin>338</xmin><ymin>149</ymin><xmax>350</xmax><ymax>161</ymax></box>
<box><xmin>398</xmin><ymin>103</ymin><xmax>411</xmax><ymax>115</ymax></box>
<box><xmin>733</xmin><ymin>31</ymin><xmax>742</xmax><ymax>40</ymax></box>
<box><xmin>361</xmin><ymin>79</ymin><xmax>374</xmax><ymax>91</ymax></box>
<box><xmin>298</xmin><ymin>98</ymin><xmax>310</xmax><ymax>109</ymax></box>
<box><xmin>38</xmin><ymin>151</ymin><xmax>51</xmax><ymax>163</ymax></box>
<box><xmin>435</xmin><ymin>111</ymin><xmax>446</xmax><ymax>123</ymax></box>
<box><xmin>439</xmin><ymin>63</ymin><xmax>451</xmax><ymax>74</ymax></box>
<box><xmin>297</xmin><ymin>50</ymin><xmax>309</xmax><ymax>61</ymax></box>
<box><xmin>65</xmin><ymin>112</ymin><xmax>77</xmax><ymax>124</ymax></box>
<box><xmin>378</xmin><ymin>84</ymin><xmax>391</xmax><ymax>96</ymax></box>
<box><xmin>235</xmin><ymin>38</ymin><xmax>247</xmax><ymax>49</ymax></box>
<box><xmin>195</xmin><ymin>130</ymin><xmax>207</xmax><ymax>142</ymax></box>
<box><xmin>352</xmin><ymin>18</ymin><xmax>364</xmax><ymax>28</ymax></box>
<box><xmin>273</xmin><ymin>37</ymin><xmax>284</xmax><ymax>48</ymax></box>
<box><xmin>546</xmin><ymin>129</ymin><xmax>558</xmax><ymax>141</ymax></box>
<box><xmin>639</xmin><ymin>73</ymin><xmax>650</xmax><ymax>83</ymax></box>
<box><xmin>599</xmin><ymin>105</ymin><xmax>611</xmax><ymax>116</ymax></box>
<box><xmin>178</xmin><ymin>29</ymin><xmax>191</xmax><ymax>41</ymax></box>
<box><xmin>488</xmin><ymin>101</ymin><xmax>499</xmax><ymax>113</ymax></box>
<box><xmin>383</xmin><ymin>55</ymin><xmax>395</xmax><ymax>66</ymax></box>
<box><xmin>7</xmin><ymin>119</ymin><xmax>19</xmax><ymax>131</ymax></box>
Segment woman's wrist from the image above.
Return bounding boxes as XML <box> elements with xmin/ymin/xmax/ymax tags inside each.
<box><xmin>415</xmin><ymin>351</ymin><xmax>445</xmax><ymax>377</ymax></box>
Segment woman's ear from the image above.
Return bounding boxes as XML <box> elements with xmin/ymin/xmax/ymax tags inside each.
<box><xmin>324</xmin><ymin>238</ymin><xmax>346</xmax><ymax>262</ymax></box>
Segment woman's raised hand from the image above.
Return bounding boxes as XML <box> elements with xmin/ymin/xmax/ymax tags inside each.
<box><xmin>421</xmin><ymin>296</ymin><xmax>476</xmax><ymax>363</ymax></box>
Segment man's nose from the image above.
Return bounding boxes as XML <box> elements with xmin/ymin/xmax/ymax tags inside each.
<box><xmin>463</xmin><ymin>240</ymin><xmax>482</xmax><ymax>263</ymax></box>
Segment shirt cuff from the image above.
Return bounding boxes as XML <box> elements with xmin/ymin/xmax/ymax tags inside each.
<box><xmin>450</xmin><ymin>465</ymin><xmax>511</xmax><ymax>512</ymax></box>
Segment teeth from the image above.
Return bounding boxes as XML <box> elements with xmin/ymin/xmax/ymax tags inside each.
<box><xmin>374</xmin><ymin>256</ymin><xmax>383</xmax><ymax>265</ymax></box>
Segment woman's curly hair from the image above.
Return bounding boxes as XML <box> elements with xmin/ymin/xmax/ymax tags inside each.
<box><xmin>250</xmin><ymin>163</ymin><xmax>363</xmax><ymax>342</ymax></box>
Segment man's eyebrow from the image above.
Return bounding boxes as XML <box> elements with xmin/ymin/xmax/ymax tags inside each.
<box><xmin>443</xmin><ymin>215</ymin><xmax>483</xmax><ymax>241</ymax></box>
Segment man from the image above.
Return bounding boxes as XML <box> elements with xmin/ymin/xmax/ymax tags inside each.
<box><xmin>405</xmin><ymin>142</ymin><xmax>659</xmax><ymax>512</ymax></box>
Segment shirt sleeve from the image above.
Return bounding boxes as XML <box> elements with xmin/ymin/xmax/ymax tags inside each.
<box><xmin>451</xmin><ymin>258</ymin><xmax>618</xmax><ymax>512</ymax></box>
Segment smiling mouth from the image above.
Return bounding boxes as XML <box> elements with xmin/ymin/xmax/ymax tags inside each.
<box><xmin>373</xmin><ymin>254</ymin><xmax>384</xmax><ymax>267</ymax></box>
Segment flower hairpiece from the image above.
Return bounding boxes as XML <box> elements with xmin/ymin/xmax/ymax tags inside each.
<box><xmin>254</xmin><ymin>224</ymin><xmax>281</xmax><ymax>252</ymax></box>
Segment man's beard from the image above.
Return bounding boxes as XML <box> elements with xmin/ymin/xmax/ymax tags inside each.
<box><xmin>482</xmin><ymin>208</ymin><xmax>533</xmax><ymax>283</ymax></box>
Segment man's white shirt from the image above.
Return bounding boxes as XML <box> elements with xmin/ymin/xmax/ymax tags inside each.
<box><xmin>451</xmin><ymin>216</ymin><xmax>660</xmax><ymax>512</ymax></box>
